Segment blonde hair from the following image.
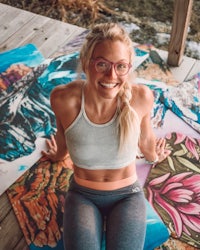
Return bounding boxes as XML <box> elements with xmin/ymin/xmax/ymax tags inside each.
<box><xmin>80</xmin><ymin>22</ymin><xmax>140</xmax><ymax>149</ymax></box>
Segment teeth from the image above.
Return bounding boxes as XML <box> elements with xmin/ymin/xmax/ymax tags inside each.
<box><xmin>100</xmin><ymin>82</ymin><xmax>117</xmax><ymax>88</ymax></box>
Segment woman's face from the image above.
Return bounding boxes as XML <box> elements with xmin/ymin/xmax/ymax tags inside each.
<box><xmin>87</xmin><ymin>40</ymin><xmax>131</xmax><ymax>99</ymax></box>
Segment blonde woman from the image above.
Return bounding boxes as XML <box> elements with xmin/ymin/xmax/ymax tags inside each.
<box><xmin>42</xmin><ymin>23</ymin><xmax>170</xmax><ymax>250</ymax></box>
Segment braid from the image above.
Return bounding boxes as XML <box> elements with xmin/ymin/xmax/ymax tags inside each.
<box><xmin>118</xmin><ymin>82</ymin><xmax>140</xmax><ymax>151</ymax></box>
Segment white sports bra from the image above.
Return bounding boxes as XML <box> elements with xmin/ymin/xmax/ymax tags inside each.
<box><xmin>64</xmin><ymin>85</ymin><xmax>139</xmax><ymax>170</ymax></box>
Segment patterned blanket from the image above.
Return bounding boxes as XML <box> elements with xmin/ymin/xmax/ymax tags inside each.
<box><xmin>144</xmin><ymin>132</ymin><xmax>200</xmax><ymax>249</ymax></box>
<box><xmin>162</xmin><ymin>77</ymin><xmax>200</xmax><ymax>133</ymax></box>
<box><xmin>0</xmin><ymin>52</ymin><xmax>80</xmax><ymax>162</ymax></box>
<box><xmin>7</xmin><ymin>156</ymin><xmax>73</xmax><ymax>249</ymax></box>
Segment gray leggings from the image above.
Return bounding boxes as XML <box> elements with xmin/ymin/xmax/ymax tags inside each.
<box><xmin>63</xmin><ymin>176</ymin><xmax>146</xmax><ymax>250</ymax></box>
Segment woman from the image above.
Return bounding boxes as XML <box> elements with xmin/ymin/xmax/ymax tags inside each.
<box><xmin>42</xmin><ymin>23</ymin><xmax>170</xmax><ymax>250</ymax></box>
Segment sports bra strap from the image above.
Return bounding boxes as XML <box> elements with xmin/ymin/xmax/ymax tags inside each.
<box><xmin>81</xmin><ymin>82</ymin><xmax>86</xmax><ymax>112</ymax></box>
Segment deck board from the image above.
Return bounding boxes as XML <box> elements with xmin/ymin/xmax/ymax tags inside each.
<box><xmin>0</xmin><ymin>3</ymin><xmax>85</xmax><ymax>57</ymax></box>
<box><xmin>0</xmin><ymin>3</ymin><xmax>199</xmax><ymax>250</ymax></box>
<box><xmin>0</xmin><ymin>207</ymin><xmax>25</xmax><ymax>250</ymax></box>
<box><xmin>0</xmin><ymin>193</ymin><xmax>12</xmax><ymax>221</ymax></box>
<box><xmin>170</xmin><ymin>57</ymin><xmax>197</xmax><ymax>82</ymax></box>
<box><xmin>0</xmin><ymin>10</ymin><xmax>34</xmax><ymax>44</ymax></box>
<box><xmin>158</xmin><ymin>49</ymin><xmax>198</xmax><ymax>82</ymax></box>
<box><xmin>0</xmin><ymin>14</ymin><xmax>49</xmax><ymax>50</ymax></box>
<box><xmin>186</xmin><ymin>60</ymin><xmax>200</xmax><ymax>80</ymax></box>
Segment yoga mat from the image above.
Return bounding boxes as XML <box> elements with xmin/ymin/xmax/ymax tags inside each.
<box><xmin>144</xmin><ymin>132</ymin><xmax>200</xmax><ymax>248</ymax></box>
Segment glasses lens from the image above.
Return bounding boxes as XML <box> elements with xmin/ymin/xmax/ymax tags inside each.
<box><xmin>95</xmin><ymin>60</ymin><xmax>110</xmax><ymax>73</ymax></box>
<box><xmin>115</xmin><ymin>63</ymin><xmax>130</xmax><ymax>75</ymax></box>
<box><xmin>94</xmin><ymin>59</ymin><xmax>131</xmax><ymax>76</ymax></box>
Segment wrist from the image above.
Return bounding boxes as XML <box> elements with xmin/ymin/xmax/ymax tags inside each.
<box><xmin>145</xmin><ymin>155</ymin><xmax>159</xmax><ymax>165</ymax></box>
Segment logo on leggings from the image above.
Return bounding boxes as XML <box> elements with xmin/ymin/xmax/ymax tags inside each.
<box><xmin>132</xmin><ymin>186</ymin><xmax>140</xmax><ymax>193</ymax></box>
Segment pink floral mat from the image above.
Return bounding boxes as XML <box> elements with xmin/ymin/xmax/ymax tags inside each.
<box><xmin>144</xmin><ymin>132</ymin><xmax>200</xmax><ymax>249</ymax></box>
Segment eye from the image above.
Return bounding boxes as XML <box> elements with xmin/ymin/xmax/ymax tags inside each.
<box><xmin>116</xmin><ymin>63</ymin><xmax>128</xmax><ymax>71</ymax></box>
<box><xmin>97</xmin><ymin>61</ymin><xmax>107</xmax><ymax>67</ymax></box>
<box><xmin>96</xmin><ymin>61</ymin><xmax>109</xmax><ymax>71</ymax></box>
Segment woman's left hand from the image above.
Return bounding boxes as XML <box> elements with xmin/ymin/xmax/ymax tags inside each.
<box><xmin>155</xmin><ymin>138</ymin><xmax>171</xmax><ymax>163</ymax></box>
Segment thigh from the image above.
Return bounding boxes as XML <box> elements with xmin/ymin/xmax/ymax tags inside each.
<box><xmin>106</xmin><ymin>190</ymin><xmax>146</xmax><ymax>250</ymax></box>
<box><xmin>63</xmin><ymin>190</ymin><xmax>103</xmax><ymax>250</ymax></box>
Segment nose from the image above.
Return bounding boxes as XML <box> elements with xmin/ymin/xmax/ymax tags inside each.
<box><xmin>106</xmin><ymin>65</ymin><xmax>117</xmax><ymax>78</ymax></box>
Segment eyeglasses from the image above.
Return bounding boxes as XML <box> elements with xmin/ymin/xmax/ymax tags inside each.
<box><xmin>91</xmin><ymin>58</ymin><xmax>132</xmax><ymax>76</ymax></box>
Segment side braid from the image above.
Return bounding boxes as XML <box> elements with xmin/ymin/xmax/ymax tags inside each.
<box><xmin>118</xmin><ymin>82</ymin><xmax>140</xmax><ymax>151</ymax></box>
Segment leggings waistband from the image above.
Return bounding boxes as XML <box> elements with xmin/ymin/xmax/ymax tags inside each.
<box><xmin>73</xmin><ymin>174</ymin><xmax>137</xmax><ymax>191</ymax></box>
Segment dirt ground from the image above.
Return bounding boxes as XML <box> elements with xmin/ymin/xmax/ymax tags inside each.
<box><xmin>1</xmin><ymin>0</ymin><xmax>200</xmax><ymax>59</ymax></box>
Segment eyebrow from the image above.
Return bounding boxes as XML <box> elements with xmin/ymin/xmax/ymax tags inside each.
<box><xmin>93</xmin><ymin>57</ymin><xmax>129</xmax><ymax>63</ymax></box>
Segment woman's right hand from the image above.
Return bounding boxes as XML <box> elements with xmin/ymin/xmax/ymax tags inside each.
<box><xmin>41</xmin><ymin>135</ymin><xmax>58</xmax><ymax>162</ymax></box>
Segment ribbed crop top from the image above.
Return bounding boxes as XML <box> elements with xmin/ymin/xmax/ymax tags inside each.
<box><xmin>64</xmin><ymin>85</ymin><xmax>139</xmax><ymax>170</ymax></box>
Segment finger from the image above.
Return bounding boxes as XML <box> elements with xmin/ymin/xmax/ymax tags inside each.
<box><xmin>50</xmin><ymin>134</ymin><xmax>57</xmax><ymax>147</ymax></box>
<box><xmin>156</xmin><ymin>138</ymin><xmax>166</xmax><ymax>150</ymax></box>
<box><xmin>46</xmin><ymin>138</ymin><xmax>52</xmax><ymax>148</ymax></box>
<box><xmin>164</xmin><ymin>149</ymin><xmax>171</xmax><ymax>157</ymax></box>
<box><xmin>157</xmin><ymin>138</ymin><xmax>164</xmax><ymax>146</ymax></box>
<box><xmin>41</xmin><ymin>150</ymin><xmax>49</xmax><ymax>156</ymax></box>
<box><xmin>46</xmin><ymin>137</ymin><xmax>55</xmax><ymax>149</ymax></box>
<box><xmin>40</xmin><ymin>154</ymin><xmax>49</xmax><ymax>161</ymax></box>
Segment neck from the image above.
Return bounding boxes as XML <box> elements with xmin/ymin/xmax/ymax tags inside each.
<box><xmin>84</xmin><ymin>85</ymin><xmax>118</xmax><ymax>123</ymax></box>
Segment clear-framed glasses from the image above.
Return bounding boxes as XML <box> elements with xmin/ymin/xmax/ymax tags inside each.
<box><xmin>91</xmin><ymin>58</ymin><xmax>132</xmax><ymax>76</ymax></box>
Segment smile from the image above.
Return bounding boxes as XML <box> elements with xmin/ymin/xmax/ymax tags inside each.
<box><xmin>99</xmin><ymin>82</ymin><xmax>118</xmax><ymax>88</ymax></box>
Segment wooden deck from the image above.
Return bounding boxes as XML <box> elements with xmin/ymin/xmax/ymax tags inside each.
<box><xmin>0</xmin><ymin>3</ymin><xmax>199</xmax><ymax>250</ymax></box>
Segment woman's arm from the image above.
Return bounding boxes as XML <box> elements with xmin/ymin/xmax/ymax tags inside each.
<box><xmin>41</xmin><ymin>87</ymin><xmax>68</xmax><ymax>162</ymax></box>
<box><xmin>41</xmin><ymin>118</ymin><xmax>68</xmax><ymax>162</ymax></box>
<box><xmin>138</xmin><ymin>86</ymin><xmax>170</xmax><ymax>164</ymax></box>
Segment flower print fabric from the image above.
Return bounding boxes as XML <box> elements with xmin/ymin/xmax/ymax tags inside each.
<box><xmin>144</xmin><ymin>132</ymin><xmax>200</xmax><ymax>248</ymax></box>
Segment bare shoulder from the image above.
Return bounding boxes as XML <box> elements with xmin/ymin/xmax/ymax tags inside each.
<box><xmin>131</xmin><ymin>84</ymin><xmax>154</xmax><ymax>115</ymax></box>
<box><xmin>50</xmin><ymin>80</ymin><xmax>85</xmax><ymax>129</ymax></box>
<box><xmin>51</xmin><ymin>80</ymin><xmax>84</xmax><ymax>99</ymax></box>
<box><xmin>50</xmin><ymin>80</ymin><xmax>84</xmax><ymax>110</ymax></box>
<box><xmin>132</xmin><ymin>84</ymin><xmax>154</xmax><ymax>101</ymax></box>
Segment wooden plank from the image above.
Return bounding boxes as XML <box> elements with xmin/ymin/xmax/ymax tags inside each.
<box><xmin>0</xmin><ymin>208</ymin><xmax>25</xmax><ymax>250</ymax></box>
<box><xmin>0</xmin><ymin>192</ymin><xmax>27</xmax><ymax>250</ymax></box>
<box><xmin>0</xmin><ymin>11</ymin><xmax>11</xmax><ymax>27</ymax></box>
<box><xmin>169</xmin><ymin>57</ymin><xmax>196</xmax><ymax>82</ymax></box>
<box><xmin>0</xmin><ymin>3</ymin><xmax>10</xmax><ymax>14</ymax></box>
<box><xmin>167</xmin><ymin>0</ymin><xmax>193</xmax><ymax>66</ymax></box>
<box><xmin>0</xmin><ymin>14</ymin><xmax>49</xmax><ymax>51</ymax></box>
<box><xmin>22</xmin><ymin>18</ymin><xmax>69</xmax><ymax>56</ymax></box>
<box><xmin>0</xmin><ymin>8</ymin><xmax>34</xmax><ymax>45</ymax></box>
<box><xmin>0</xmin><ymin>5</ymin><xmax>24</xmax><ymax>28</ymax></box>
<box><xmin>14</xmin><ymin>237</ymin><xmax>29</xmax><ymax>250</ymax></box>
<box><xmin>0</xmin><ymin>193</ymin><xmax>12</xmax><ymax>221</ymax></box>
<box><xmin>0</xmin><ymin>3</ymin><xmax>11</xmax><ymax>18</ymax></box>
<box><xmin>185</xmin><ymin>60</ymin><xmax>200</xmax><ymax>80</ymax></box>
<box><xmin>0</xmin><ymin>5</ymin><xmax>22</xmax><ymax>31</ymax></box>
<box><xmin>24</xmin><ymin>18</ymin><xmax>84</xmax><ymax>58</ymax></box>
<box><xmin>39</xmin><ymin>26</ymin><xmax>85</xmax><ymax>58</ymax></box>
<box><xmin>0</xmin><ymin>3</ymin><xmax>85</xmax><ymax>57</ymax></box>
<box><xmin>158</xmin><ymin>49</ymin><xmax>196</xmax><ymax>82</ymax></box>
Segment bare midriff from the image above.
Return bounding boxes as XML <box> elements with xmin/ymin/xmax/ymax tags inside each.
<box><xmin>73</xmin><ymin>162</ymin><xmax>137</xmax><ymax>190</ymax></box>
